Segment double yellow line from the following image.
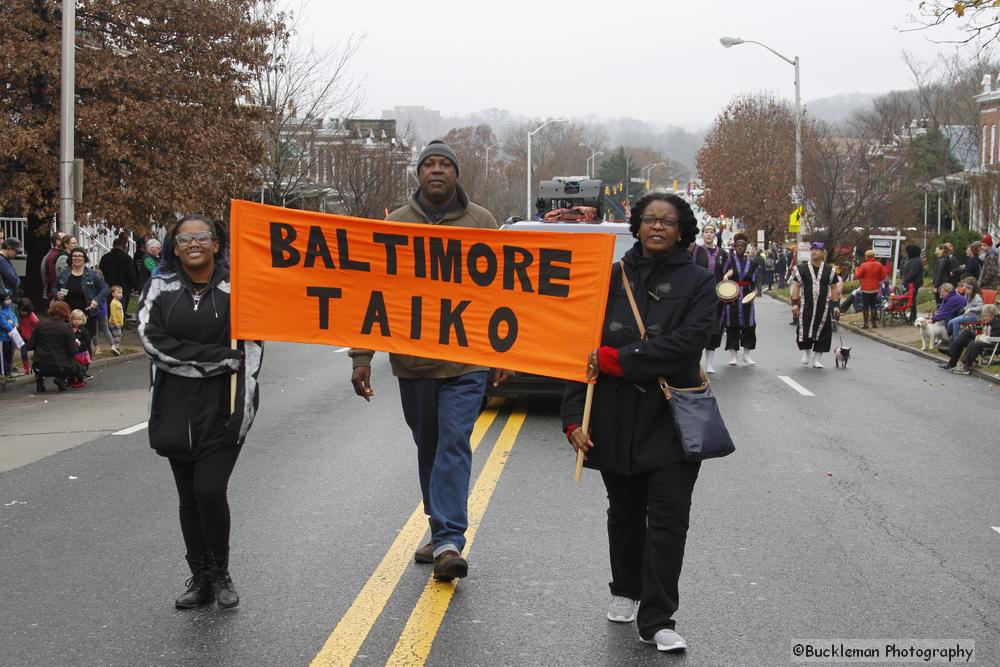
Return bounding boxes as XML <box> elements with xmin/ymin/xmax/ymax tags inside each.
<box><xmin>310</xmin><ymin>399</ymin><xmax>527</xmax><ymax>666</ymax></box>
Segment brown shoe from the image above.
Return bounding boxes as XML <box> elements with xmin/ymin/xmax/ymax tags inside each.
<box><xmin>414</xmin><ymin>540</ymin><xmax>434</xmax><ymax>564</ymax></box>
<box><xmin>432</xmin><ymin>550</ymin><xmax>468</xmax><ymax>581</ymax></box>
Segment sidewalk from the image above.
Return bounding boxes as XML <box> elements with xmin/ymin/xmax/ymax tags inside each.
<box><xmin>769</xmin><ymin>293</ymin><xmax>1000</xmax><ymax>385</ymax></box>
<box><xmin>0</xmin><ymin>323</ymin><xmax>145</xmax><ymax>391</ymax></box>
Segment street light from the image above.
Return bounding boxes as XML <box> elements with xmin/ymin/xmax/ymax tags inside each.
<box><xmin>720</xmin><ymin>35</ymin><xmax>802</xmax><ymax>249</ymax></box>
<box><xmin>527</xmin><ymin>118</ymin><xmax>566</xmax><ymax>219</ymax></box>
<box><xmin>60</xmin><ymin>0</ymin><xmax>76</xmax><ymax>235</ymax></box>
<box><xmin>579</xmin><ymin>143</ymin><xmax>602</xmax><ymax>178</ymax></box>
<box><xmin>485</xmin><ymin>141</ymin><xmax>499</xmax><ymax>187</ymax></box>
<box><xmin>641</xmin><ymin>162</ymin><xmax>665</xmax><ymax>186</ymax></box>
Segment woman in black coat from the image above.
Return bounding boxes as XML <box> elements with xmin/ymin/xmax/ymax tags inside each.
<box><xmin>562</xmin><ymin>193</ymin><xmax>716</xmax><ymax>654</ymax></box>
<box><xmin>900</xmin><ymin>244</ymin><xmax>924</xmax><ymax>324</ymax></box>
<box><xmin>26</xmin><ymin>300</ymin><xmax>79</xmax><ymax>391</ymax></box>
<box><xmin>138</xmin><ymin>215</ymin><xmax>263</xmax><ymax>611</ymax></box>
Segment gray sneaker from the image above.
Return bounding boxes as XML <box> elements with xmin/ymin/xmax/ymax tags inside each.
<box><xmin>606</xmin><ymin>595</ymin><xmax>639</xmax><ymax>623</ymax></box>
<box><xmin>951</xmin><ymin>365</ymin><xmax>972</xmax><ymax>375</ymax></box>
<box><xmin>640</xmin><ymin>628</ymin><xmax>687</xmax><ymax>652</ymax></box>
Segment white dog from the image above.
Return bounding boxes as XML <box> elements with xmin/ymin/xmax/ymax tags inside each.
<box><xmin>915</xmin><ymin>316</ymin><xmax>948</xmax><ymax>350</ymax></box>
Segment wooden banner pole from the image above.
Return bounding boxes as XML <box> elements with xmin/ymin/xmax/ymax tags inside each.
<box><xmin>230</xmin><ymin>339</ymin><xmax>238</xmax><ymax>415</ymax></box>
<box><xmin>574</xmin><ymin>383</ymin><xmax>595</xmax><ymax>482</ymax></box>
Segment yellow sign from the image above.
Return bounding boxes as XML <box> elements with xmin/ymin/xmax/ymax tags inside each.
<box><xmin>789</xmin><ymin>206</ymin><xmax>803</xmax><ymax>233</ymax></box>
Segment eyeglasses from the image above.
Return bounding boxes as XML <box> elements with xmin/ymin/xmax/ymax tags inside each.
<box><xmin>640</xmin><ymin>215</ymin><xmax>680</xmax><ymax>227</ymax></box>
<box><xmin>174</xmin><ymin>231</ymin><xmax>215</xmax><ymax>247</ymax></box>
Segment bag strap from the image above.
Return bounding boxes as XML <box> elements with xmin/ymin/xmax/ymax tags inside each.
<box><xmin>617</xmin><ymin>261</ymin><xmax>708</xmax><ymax>399</ymax></box>
<box><xmin>619</xmin><ymin>261</ymin><xmax>646</xmax><ymax>339</ymax></box>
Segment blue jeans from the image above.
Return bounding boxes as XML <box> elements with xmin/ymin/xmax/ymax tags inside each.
<box><xmin>398</xmin><ymin>371</ymin><xmax>487</xmax><ymax>557</ymax></box>
<box><xmin>948</xmin><ymin>313</ymin><xmax>979</xmax><ymax>339</ymax></box>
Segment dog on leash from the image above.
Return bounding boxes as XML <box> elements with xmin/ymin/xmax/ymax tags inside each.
<box><xmin>914</xmin><ymin>316</ymin><xmax>948</xmax><ymax>351</ymax></box>
<box><xmin>834</xmin><ymin>346</ymin><xmax>852</xmax><ymax>368</ymax></box>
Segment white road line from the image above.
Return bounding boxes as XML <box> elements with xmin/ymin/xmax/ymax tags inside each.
<box><xmin>778</xmin><ymin>375</ymin><xmax>815</xmax><ymax>397</ymax></box>
<box><xmin>992</xmin><ymin>526</ymin><xmax>1000</xmax><ymax>536</ymax></box>
<box><xmin>113</xmin><ymin>422</ymin><xmax>148</xmax><ymax>436</ymax></box>
<box><xmin>334</xmin><ymin>347</ymin><xmax>350</xmax><ymax>353</ymax></box>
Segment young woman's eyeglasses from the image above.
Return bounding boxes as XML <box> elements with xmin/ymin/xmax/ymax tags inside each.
<box><xmin>640</xmin><ymin>215</ymin><xmax>679</xmax><ymax>227</ymax></box>
<box><xmin>174</xmin><ymin>231</ymin><xmax>216</xmax><ymax>247</ymax></box>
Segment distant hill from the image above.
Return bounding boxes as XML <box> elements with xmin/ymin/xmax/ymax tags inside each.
<box><xmin>805</xmin><ymin>92</ymin><xmax>878</xmax><ymax>126</ymax></box>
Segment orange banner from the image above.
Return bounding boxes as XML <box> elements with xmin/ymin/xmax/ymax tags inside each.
<box><xmin>229</xmin><ymin>200</ymin><xmax>616</xmax><ymax>382</ymax></box>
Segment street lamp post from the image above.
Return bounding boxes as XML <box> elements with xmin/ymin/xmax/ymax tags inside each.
<box><xmin>579</xmin><ymin>143</ymin><xmax>602</xmax><ymax>178</ymax></box>
<box><xmin>720</xmin><ymin>36</ymin><xmax>802</xmax><ymax>250</ymax></box>
<box><xmin>60</xmin><ymin>0</ymin><xmax>76</xmax><ymax>236</ymax></box>
<box><xmin>641</xmin><ymin>161</ymin><xmax>665</xmax><ymax>188</ymax></box>
<box><xmin>527</xmin><ymin>119</ymin><xmax>565</xmax><ymax>219</ymax></box>
<box><xmin>485</xmin><ymin>141</ymin><xmax>499</xmax><ymax>187</ymax></box>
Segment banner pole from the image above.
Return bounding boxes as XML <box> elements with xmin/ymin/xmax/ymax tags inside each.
<box><xmin>574</xmin><ymin>383</ymin><xmax>595</xmax><ymax>482</ymax></box>
<box><xmin>230</xmin><ymin>339</ymin><xmax>238</xmax><ymax>415</ymax></box>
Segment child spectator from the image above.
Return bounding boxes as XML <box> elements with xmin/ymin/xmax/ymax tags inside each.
<box><xmin>17</xmin><ymin>297</ymin><xmax>39</xmax><ymax>375</ymax></box>
<box><xmin>92</xmin><ymin>268</ymin><xmax>115</xmax><ymax>356</ymax></box>
<box><xmin>0</xmin><ymin>289</ymin><xmax>18</xmax><ymax>378</ymax></box>
<box><xmin>948</xmin><ymin>277</ymin><xmax>983</xmax><ymax>339</ymax></box>
<box><xmin>70</xmin><ymin>308</ymin><xmax>91</xmax><ymax>387</ymax></box>
<box><xmin>109</xmin><ymin>285</ymin><xmax>124</xmax><ymax>355</ymax></box>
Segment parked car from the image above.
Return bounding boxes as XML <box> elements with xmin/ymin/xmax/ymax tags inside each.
<box><xmin>489</xmin><ymin>220</ymin><xmax>634</xmax><ymax>397</ymax></box>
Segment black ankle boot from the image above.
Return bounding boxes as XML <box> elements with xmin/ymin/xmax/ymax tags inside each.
<box><xmin>35</xmin><ymin>372</ymin><xmax>45</xmax><ymax>393</ymax></box>
<box><xmin>175</xmin><ymin>554</ymin><xmax>212</xmax><ymax>609</ymax></box>
<box><xmin>209</xmin><ymin>552</ymin><xmax>239</xmax><ymax>609</ymax></box>
<box><xmin>54</xmin><ymin>377</ymin><xmax>66</xmax><ymax>391</ymax></box>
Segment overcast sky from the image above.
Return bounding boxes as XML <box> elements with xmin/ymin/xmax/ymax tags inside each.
<box><xmin>287</xmin><ymin>0</ymin><xmax>973</xmax><ymax>131</ymax></box>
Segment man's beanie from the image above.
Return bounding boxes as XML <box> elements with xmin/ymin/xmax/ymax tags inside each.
<box><xmin>417</xmin><ymin>140</ymin><xmax>460</xmax><ymax>176</ymax></box>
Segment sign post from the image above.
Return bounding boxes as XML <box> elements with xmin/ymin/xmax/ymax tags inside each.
<box><xmin>870</xmin><ymin>231</ymin><xmax>906</xmax><ymax>288</ymax></box>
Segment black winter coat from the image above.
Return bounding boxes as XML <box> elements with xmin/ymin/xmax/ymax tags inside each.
<box><xmin>562</xmin><ymin>244</ymin><xmax>716</xmax><ymax>475</ymax></box>
<box><xmin>934</xmin><ymin>255</ymin><xmax>958</xmax><ymax>288</ymax></box>
<box><xmin>98</xmin><ymin>248</ymin><xmax>139</xmax><ymax>294</ymax></box>
<box><xmin>900</xmin><ymin>257</ymin><xmax>924</xmax><ymax>287</ymax></box>
<box><xmin>137</xmin><ymin>264</ymin><xmax>263</xmax><ymax>461</ymax></box>
<box><xmin>26</xmin><ymin>317</ymin><xmax>78</xmax><ymax>368</ymax></box>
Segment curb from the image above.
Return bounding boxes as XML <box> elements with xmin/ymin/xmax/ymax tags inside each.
<box><xmin>767</xmin><ymin>294</ymin><xmax>1000</xmax><ymax>386</ymax></box>
<box><xmin>0</xmin><ymin>350</ymin><xmax>146</xmax><ymax>389</ymax></box>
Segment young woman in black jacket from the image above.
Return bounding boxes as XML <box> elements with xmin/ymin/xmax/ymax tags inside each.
<box><xmin>137</xmin><ymin>215</ymin><xmax>262</xmax><ymax>610</ymax></box>
<box><xmin>562</xmin><ymin>193</ymin><xmax>716</xmax><ymax>654</ymax></box>
<box><xmin>900</xmin><ymin>244</ymin><xmax>925</xmax><ymax>324</ymax></box>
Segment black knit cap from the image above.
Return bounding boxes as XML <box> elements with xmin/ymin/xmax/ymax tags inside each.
<box><xmin>417</xmin><ymin>140</ymin><xmax>460</xmax><ymax>176</ymax></box>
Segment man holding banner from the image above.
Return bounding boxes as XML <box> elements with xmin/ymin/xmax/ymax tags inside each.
<box><xmin>348</xmin><ymin>141</ymin><xmax>501</xmax><ymax>582</ymax></box>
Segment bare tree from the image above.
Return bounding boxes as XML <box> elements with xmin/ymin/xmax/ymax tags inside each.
<box><xmin>906</xmin><ymin>0</ymin><xmax>1000</xmax><ymax>52</ymax></box>
<box><xmin>804</xmin><ymin>123</ymin><xmax>911</xmax><ymax>258</ymax></box>
<box><xmin>249</xmin><ymin>2</ymin><xmax>363</xmax><ymax>206</ymax></box>
<box><xmin>326</xmin><ymin>136</ymin><xmax>411</xmax><ymax>219</ymax></box>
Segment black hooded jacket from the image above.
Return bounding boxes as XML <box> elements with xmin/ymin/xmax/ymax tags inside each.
<box><xmin>562</xmin><ymin>243</ymin><xmax>716</xmax><ymax>475</ymax></box>
<box><xmin>137</xmin><ymin>263</ymin><xmax>263</xmax><ymax>460</ymax></box>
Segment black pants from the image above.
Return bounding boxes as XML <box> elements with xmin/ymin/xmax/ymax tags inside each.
<box><xmin>169</xmin><ymin>446</ymin><xmax>242</xmax><ymax>559</ymax></box>
<box><xmin>725</xmin><ymin>326</ymin><xmax>756</xmax><ymax>350</ymax></box>
<box><xmin>947</xmin><ymin>330</ymin><xmax>993</xmax><ymax>366</ymax></box>
<box><xmin>33</xmin><ymin>361</ymin><xmax>78</xmax><ymax>379</ymax></box>
<box><xmin>602</xmin><ymin>461</ymin><xmax>701</xmax><ymax>638</ymax></box>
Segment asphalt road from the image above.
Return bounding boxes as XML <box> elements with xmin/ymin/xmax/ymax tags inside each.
<box><xmin>1</xmin><ymin>295</ymin><xmax>998</xmax><ymax>666</ymax></box>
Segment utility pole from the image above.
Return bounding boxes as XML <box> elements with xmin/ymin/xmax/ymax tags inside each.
<box><xmin>59</xmin><ymin>0</ymin><xmax>76</xmax><ymax>236</ymax></box>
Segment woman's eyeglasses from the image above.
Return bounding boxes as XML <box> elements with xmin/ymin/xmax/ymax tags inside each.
<box><xmin>175</xmin><ymin>231</ymin><xmax>215</xmax><ymax>247</ymax></box>
<box><xmin>640</xmin><ymin>215</ymin><xmax>679</xmax><ymax>227</ymax></box>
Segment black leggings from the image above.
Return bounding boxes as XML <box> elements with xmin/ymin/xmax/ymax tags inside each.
<box><xmin>169</xmin><ymin>446</ymin><xmax>241</xmax><ymax>559</ymax></box>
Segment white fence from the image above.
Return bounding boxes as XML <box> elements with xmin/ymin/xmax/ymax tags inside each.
<box><xmin>0</xmin><ymin>216</ymin><xmax>137</xmax><ymax>275</ymax></box>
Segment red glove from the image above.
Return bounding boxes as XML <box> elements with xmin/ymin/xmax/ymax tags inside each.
<box><xmin>597</xmin><ymin>346</ymin><xmax>624</xmax><ymax>377</ymax></box>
